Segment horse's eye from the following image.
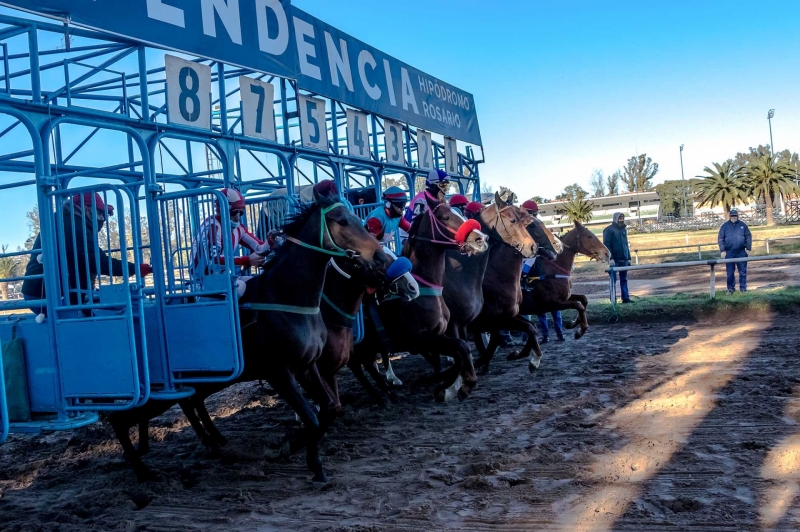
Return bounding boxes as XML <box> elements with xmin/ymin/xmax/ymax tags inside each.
<box><xmin>337</xmin><ymin>218</ymin><xmax>348</xmax><ymax>226</ymax></box>
<box><xmin>443</xmin><ymin>215</ymin><xmax>450</xmax><ymax>221</ymax></box>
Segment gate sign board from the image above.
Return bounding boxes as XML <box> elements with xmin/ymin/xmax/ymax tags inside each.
<box><xmin>346</xmin><ymin>109</ymin><xmax>370</xmax><ymax>159</ymax></box>
<box><xmin>165</xmin><ymin>55</ymin><xmax>211</xmax><ymax>130</ymax></box>
<box><xmin>239</xmin><ymin>76</ymin><xmax>277</xmax><ymax>142</ymax></box>
<box><xmin>298</xmin><ymin>94</ymin><xmax>328</xmax><ymax>151</ymax></box>
<box><xmin>2</xmin><ymin>0</ymin><xmax>482</xmax><ymax>146</ymax></box>
<box><xmin>383</xmin><ymin>119</ymin><xmax>405</xmax><ymax>166</ymax></box>
<box><xmin>416</xmin><ymin>130</ymin><xmax>433</xmax><ymax>171</ymax></box>
<box><xmin>444</xmin><ymin>137</ymin><xmax>458</xmax><ymax>175</ymax></box>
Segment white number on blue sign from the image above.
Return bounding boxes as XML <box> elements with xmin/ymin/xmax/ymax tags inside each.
<box><xmin>416</xmin><ymin>129</ymin><xmax>432</xmax><ymax>170</ymax></box>
<box><xmin>239</xmin><ymin>76</ymin><xmax>276</xmax><ymax>142</ymax></box>
<box><xmin>165</xmin><ymin>55</ymin><xmax>211</xmax><ymax>130</ymax></box>
<box><xmin>444</xmin><ymin>136</ymin><xmax>458</xmax><ymax>175</ymax></box>
<box><xmin>384</xmin><ymin>119</ymin><xmax>404</xmax><ymax>165</ymax></box>
<box><xmin>346</xmin><ymin>109</ymin><xmax>370</xmax><ymax>159</ymax></box>
<box><xmin>298</xmin><ymin>94</ymin><xmax>328</xmax><ymax>151</ymax></box>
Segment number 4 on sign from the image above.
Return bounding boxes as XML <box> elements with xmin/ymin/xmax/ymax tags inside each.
<box><xmin>347</xmin><ymin>109</ymin><xmax>370</xmax><ymax>159</ymax></box>
<box><xmin>444</xmin><ymin>137</ymin><xmax>458</xmax><ymax>175</ymax></box>
<box><xmin>165</xmin><ymin>54</ymin><xmax>211</xmax><ymax>130</ymax></box>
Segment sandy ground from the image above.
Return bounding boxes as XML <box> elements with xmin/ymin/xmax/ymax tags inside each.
<box><xmin>574</xmin><ymin>257</ymin><xmax>800</xmax><ymax>300</ymax></box>
<box><xmin>2</xmin><ymin>311</ymin><xmax>800</xmax><ymax>531</ymax></box>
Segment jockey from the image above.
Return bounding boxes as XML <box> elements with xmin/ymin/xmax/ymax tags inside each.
<box><xmin>522</xmin><ymin>199</ymin><xmax>539</xmax><ymax>217</ymax></box>
<box><xmin>191</xmin><ymin>188</ymin><xmax>270</xmax><ymax>294</ymax></box>
<box><xmin>464</xmin><ymin>201</ymin><xmax>483</xmax><ymax>220</ymax></box>
<box><xmin>449</xmin><ymin>193</ymin><xmax>469</xmax><ymax>216</ymax></box>
<box><xmin>404</xmin><ymin>168</ymin><xmax>450</xmax><ymax>224</ymax></box>
<box><xmin>364</xmin><ymin>186</ymin><xmax>412</xmax><ymax>244</ymax></box>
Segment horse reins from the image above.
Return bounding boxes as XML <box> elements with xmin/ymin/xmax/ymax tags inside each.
<box><xmin>409</xmin><ymin>192</ymin><xmax>461</xmax><ymax>247</ymax></box>
<box><xmin>486</xmin><ymin>203</ymin><xmax>527</xmax><ymax>253</ymax></box>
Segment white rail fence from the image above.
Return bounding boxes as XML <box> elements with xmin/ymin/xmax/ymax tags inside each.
<box><xmin>606</xmin><ymin>253</ymin><xmax>800</xmax><ymax>310</ymax></box>
<box><xmin>630</xmin><ymin>236</ymin><xmax>800</xmax><ymax>264</ymax></box>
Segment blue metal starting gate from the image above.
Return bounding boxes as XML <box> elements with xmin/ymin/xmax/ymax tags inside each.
<box><xmin>0</xmin><ymin>2</ymin><xmax>483</xmax><ymax>441</ymax></box>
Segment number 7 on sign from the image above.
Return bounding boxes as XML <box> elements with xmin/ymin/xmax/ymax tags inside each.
<box><xmin>239</xmin><ymin>76</ymin><xmax>276</xmax><ymax>142</ymax></box>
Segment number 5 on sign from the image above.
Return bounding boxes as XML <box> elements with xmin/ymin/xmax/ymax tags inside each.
<box><xmin>298</xmin><ymin>94</ymin><xmax>329</xmax><ymax>151</ymax></box>
<box><xmin>416</xmin><ymin>129</ymin><xmax>432</xmax><ymax>170</ymax></box>
<box><xmin>383</xmin><ymin>119</ymin><xmax>404</xmax><ymax>165</ymax></box>
<box><xmin>239</xmin><ymin>76</ymin><xmax>276</xmax><ymax>142</ymax></box>
<box><xmin>165</xmin><ymin>55</ymin><xmax>211</xmax><ymax>130</ymax></box>
<box><xmin>444</xmin><ymin>137</ymin><xmax>458</xmax><ymax>175</ymax></box>
<box><xmin>346</xmin><ymin>109</ymin><xmax>370</xmax><ymax>159</ymax></box>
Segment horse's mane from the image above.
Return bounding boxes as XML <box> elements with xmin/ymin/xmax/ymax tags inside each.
<box><xmin>401</xmin><ymin>209</ymin><xmax>426</xmax><ymax>256</ymax></box>
<box><xmin>260</xmin><ymin>200</ymin><xmax>319</xmax><ymax>273</ymax></box>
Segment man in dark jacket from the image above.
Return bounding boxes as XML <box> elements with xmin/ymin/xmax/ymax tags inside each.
<box><xmin>21</xmin><ymin>192</ymin><xmax>152</xmax><ymax>315</ymax></box>
<box><xmin>718</xmin><ymin>208</ymin><xmax>752</xmax><ymax>294</ymax></box>
<box><xmin>603</xmin><ymin>212</ymin><xmax>632</xmax><ymax>303</ymax></box>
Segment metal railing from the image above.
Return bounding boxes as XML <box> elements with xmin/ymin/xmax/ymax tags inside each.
<box><xmin>606</xmin><ymin>253</ymin><xmax>800</xmax><ymax>309</ymax></box>
<box><xmin>631</xmin><ymin>236</ymin><xmax>800</xmax><ymax>264</ymax></box>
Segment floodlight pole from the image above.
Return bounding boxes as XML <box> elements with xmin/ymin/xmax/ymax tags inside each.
<box><xmin>679</xmin><ymin>144</ymin><xmax>688</xmax><ymax>218</ymax></box>
<box><xmin>768</xmin><ymin>109</ymin><xmax>775</xmax><ymax>155</ymax></box>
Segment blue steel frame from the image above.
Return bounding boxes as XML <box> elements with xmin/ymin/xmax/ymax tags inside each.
<box><xmin>0</xmin><ymin>7</ymin><xmax>483</xmax><ymax>437</ymax></box>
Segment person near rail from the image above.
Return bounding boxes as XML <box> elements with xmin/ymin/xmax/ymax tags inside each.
<box><xmin>21</xmin><ymin>192</ymin><xmax>153</xmax><ymax>316</ymax></box>
<box><xmin>603</xmin><ymin>212</ymin><xmax>633</xmax><ymax>303</ymax></box>
<box><xmin>364</xmin><ymin>187</ymin><xmax>412</xmax><ymax>245</ymax></box>
<box><xmin>718</xmin><ymin>208</ymin><xmax>752</xmax><ymax>294</ymax></box>
<box><xmin>191</xmin><ymin>188</ymin><xmax>270</xmax><ymax>297</ymax></box>
<box><xmin>449</xmin><ymin>194</ymin><xmax>469</xmax><ymax>216</ymax></box>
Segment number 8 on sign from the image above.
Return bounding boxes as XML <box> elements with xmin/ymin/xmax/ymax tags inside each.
<box><xmin>346</xmin><ymin>109</ymin><xmax>370</xmax><ymax>159</ymax></box>
<box><xmin>165</xmin><ymin>55</ymin><xmax>211</xmax><ymax>130</ymax></box>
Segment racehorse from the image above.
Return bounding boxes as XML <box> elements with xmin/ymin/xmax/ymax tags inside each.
<box><xmin>352</xmin><ymin>191</ymin><xmax>488</xmax><ymax>402</ymax></box>
<box><xmin>109</xmin><ymin>183</ymin><xmax>388</xmax><ymax>483</ymax></box>
<box><xmin>518</xmin><ymin>221</ymin><xmax>609</xmax><ymax>347</ymax></box>
<box><xmin>438</xmin><ymin>194</ymin><xmax>537</xmax><ymax>379</ymax></box>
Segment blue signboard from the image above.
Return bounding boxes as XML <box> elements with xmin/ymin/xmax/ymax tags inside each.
<box><xmin>1</xmin><ymin>0</ymin><xmax>482</xmax><ymax>145</ymax></box>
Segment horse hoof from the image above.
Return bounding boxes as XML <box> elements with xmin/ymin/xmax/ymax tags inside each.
<box><xmin>312</xmin><ymin>470</ymin><xmax>329</xmax><ymax>484</ymax></box>
<box><xmin>443</xmin><ymin>375</ymin><xmax>464</xmax><ymax>402</ymax></box>
<box><xmin>528</xmin><ymin>357</ymin><xmax>542</xmax><ymax>372</ymax></box>
<box><xmin>434</xmin><ymin>389</ymin><xmax>446</xmax><ymax>403</ymax></box>
<box><xmin>574</xmin><ymin>329</ymin><xmax>586</xmax><ymax>340</ymax></box>
<box><xmin>213</xmin><ymin>434</ymin><xmax>229</xmax><ymax>447</ymax></box>
<box><xmin>506</xmin><ymin>350</ymin><xmax>526</xmax><ymax>361</ymax></box>
<box><xmin>457</xmin><ymin>384</ymin><xmax>473</xmax><ymax>401</ymax></box>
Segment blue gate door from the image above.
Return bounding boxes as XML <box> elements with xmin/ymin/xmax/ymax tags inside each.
<box><xmin>49</xmin><ymin>185</ymin><xmax>148</xmax><ymax>411</ymax></box>
<box><xmin>154</xmin><ymin>189</ymin><xmax>243</xmax><ymax>384</ymax></box>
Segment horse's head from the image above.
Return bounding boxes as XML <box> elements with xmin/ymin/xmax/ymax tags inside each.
<box><xmin>526</xmin><ymin>216</ymin><xmax>561</xmax><ymax>260</ymax></box>
<box><xmin>382</xmin><ymin>247</ymin><xmax>419</xmax><ymax>302</ymax></box>
<box><xmin>563</xmin><ymin>222</ymin><xmax>610</xmax><ymax>262</ymax></box>
<box><xmin>479</xmin><ymin>192</ymin><xmax>537</xmax><ymax>258</ymax></box>
<box><xmin>423</xmin><ymin>192</ymin><xmax>488</xmax><ymax>255</ymax></box>
<box><xmin>313</xmin><ymin>184</ymin><xmax>388</xmax><ymax>283</ymax></box>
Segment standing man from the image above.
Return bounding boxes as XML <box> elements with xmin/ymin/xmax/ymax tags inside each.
<box><xmin>603</xmin><ymin>212</ymin><xmax>633</xmax><ymax>303</ymax></box>
<box><xmin>718</xmin><ymin>208</ymin><xmax>752</xmax><ymax>294</ymax></box>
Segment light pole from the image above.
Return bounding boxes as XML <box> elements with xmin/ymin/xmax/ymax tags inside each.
<box><xmin>679</xmin><ymin>144</ymin><xmax>688</xmax><ymax>218</ymax></box>
<box><xmin>768</xmin><ymin>109</ymin><xmax>775</xmax><ymax>154</ymax></box>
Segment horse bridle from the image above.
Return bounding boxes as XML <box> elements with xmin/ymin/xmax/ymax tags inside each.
<box><xmin>283</xmin><ymin>202</ymin><xmax>360</xmax><ymax>259</ymax></box>
<box><xmin>409</xmin><ymin>192</ymin><xmax>463</xmax><ymax>248</ymax></box>
<box><xmin>486</xmin><ymin>203</ymin><xmax>527</xmax><ymax>253</ymax></box>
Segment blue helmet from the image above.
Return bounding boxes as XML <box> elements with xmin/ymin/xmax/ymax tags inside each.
<box><xmin>425</xmin><ymin>168</ymin><xmax>450</xmax><ymax>187</ymax></box>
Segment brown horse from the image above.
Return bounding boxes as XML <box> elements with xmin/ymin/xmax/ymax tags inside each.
<box><xmin>110</xmin><ymin>184</ymin><xmax>388</xmax><ymax>483</ymax></box>
<box><xmin>352</xmin><ymin>192</ymin><xmax>488</xmax><ymax>402</ymax></box>
<box><xmin>438</xmin><ymin>194</ymin><xmax>537</xmax><ymax>376</ymax></box>
<box><xmin>517</xmin><ymin>222</ymin><xmax>609</xmax><ymax>363</ymax></box>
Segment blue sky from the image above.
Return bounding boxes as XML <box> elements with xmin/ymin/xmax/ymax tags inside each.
<box><xmin>298</xmin><ymin>0</ymin><xmax>800</xmax><ymax>199</ymax></box>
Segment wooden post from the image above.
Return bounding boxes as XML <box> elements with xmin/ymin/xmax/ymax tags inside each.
<box><xmin>609</xmin><ymin>270</ymin><xmax>617</xmax><ymax>310</ymax></box>
<box><xmin>634</xmin><ymin>250</ymin><xmax>639</xmax><ymax>265</ymax></box>
<box><xmin>698</xmin><ymin>245</ymin><xmax>702</xmax><ymax>259</ymax></box>
<box><xmin>766</xmin><ymin>238</ymin><xmax>770</xmax><ymax>254</ymax></box>
<box><xmin>710</xmin><ymin>264</ymin><xmax>716</xmax><ymax>299</ymax></box>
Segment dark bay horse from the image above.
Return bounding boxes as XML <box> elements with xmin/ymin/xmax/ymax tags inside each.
<box><xmin>110</xmin><ymin>184</ymin><xmax>387</xmax><ymax>483</ymax></box>
<box><xmin>441</xmin><ymin>193</ymin><xmax>537</xmax><ymax>368</ymax></box>
<box><xmin>352</xmin><ymin>192</ymin><xmax>488</xmax><ymax>402</ymax></box>
<box><xmin>518</xmin><ymin>221</ymin><xmax>609</xmax><ymax>353</ymax></box>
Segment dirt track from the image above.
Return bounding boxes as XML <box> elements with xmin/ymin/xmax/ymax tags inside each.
<box><xmin>3</xmin><ymin>311</ymin><xmax>800</xmax><ymax>531</ymax></box>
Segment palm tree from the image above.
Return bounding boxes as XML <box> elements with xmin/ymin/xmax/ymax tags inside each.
<box><xmin>694</xmin><ymin>161</ymin><xmax>750</xmax><ymax>218</ymax></box>
<box><xmin>0</xmin><ymin>245</ymin><xmax>20</xmax><ymax>300</ymax></box>
<box><xmin>743</xmin><ymin>154</ymin><xmax>800</xmax><ymax>226</ymax></box>
<box><xmin>562</xmin><ymin>196</ymin><xmax>594</xmax><ymax>224</ymax></box>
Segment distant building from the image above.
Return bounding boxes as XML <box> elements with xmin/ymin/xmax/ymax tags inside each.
<box><xmin>537</xmin><ymin>191</ymin><xmax>661</xmax><ymax>229</ymax></box>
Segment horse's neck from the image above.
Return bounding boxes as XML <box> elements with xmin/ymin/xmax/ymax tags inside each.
<box><xmin>409</xmin><ymin>241</ymin><xmax>447</xmax><ymax>286</ymax></box>
<box><xmin>551</xmin><ymin>235</ymin><xmax>579</xmax><ymax>273</ymax></box>
<box><xmin>489</xmin><ymin>244</ymin><xmax>523</xmax><ymax>280</ymax></box>
<box><xmin>323</xmin><ymin>270</ymin><xmax>366</xmax><ymax>316</ymax></box>
<box><xmin>259</xmin><ymin>228</ymin><xmax>331</xmax><ymax>308</ymax></box>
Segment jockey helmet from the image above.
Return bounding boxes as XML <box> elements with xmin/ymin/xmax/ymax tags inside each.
<box><xmin>522</xmin><ymin>199</ymin><xmax>539</xmax><ymax>213</ymax></box>
<box><xmin>449</xmin><ymin>194</ymin><xmax>469</xmax><ymax>208</ymax></box>
<box><xmin>465</xmin><ymin>201</ymin><xmax>483</xmax><ymax>214</ymax></box>
<box><xmin>425</xmin><ymin>168</ymin><xmax>450</xmax><ymax>188</ymax></box>
<box><xmin>382</xmin><ymin>186</ymin><xmax>409</xmax><ymax>204</ymax></box>
<box><xmin>219</xmin><ymin>188</ymin><xmax>246</xmax><ymax>211</ymax></box>
<box><xmin>72</xmin><ymin>192</ymin><xmax>114</xmax><ymax>216</ymax></box>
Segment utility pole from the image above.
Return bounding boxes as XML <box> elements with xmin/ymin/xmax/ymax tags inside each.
<box><xmin>768</xmin><ymin>109</ymin><xmax>775</xmax><ymax>155</ymax></box>
<box><xmin>679</xmin><ymin>144</ymin><xmax>688</xmax><ymax>217</ymax></box>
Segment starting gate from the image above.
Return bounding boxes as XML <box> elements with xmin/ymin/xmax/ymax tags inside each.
<box><xmin>0</xmin><ymin>0</ymin><xmax>483</xmax><ymax>440</ymax></box>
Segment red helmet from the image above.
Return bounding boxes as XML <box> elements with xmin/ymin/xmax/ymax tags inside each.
<box><xmin>465</xmin><ymin>201</ymin><xmax>483</xmax><ymax>214</ymax></box>
<box><xmin>72</xmin><ymin>192</ymin><xmax>114</xmax><ymax>216</ymax></box>
<box><xmin>220</xmin><ymin>188</ymin><xmax>246</xmax><ymax>210</ymax></box>
<box><xmin>522</xmin><ymin>200</ymin><xmax>539</xmax><ymax>212</ymax></box>
<box><xmin>449</xmin><ymin>194</ymin><xmax>469</xmax><ymax>208</ymax></box>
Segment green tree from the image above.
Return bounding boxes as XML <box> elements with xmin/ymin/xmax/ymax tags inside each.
<box><xmin>555</xmin><ymin>183</ymin><xmax>588</xmax><ymax>202</ymax></box>
<box><xmin>622</xmin><ymin>154</ymin><xmax>659</xmax><ymax>192</ymax></box>
<box><xmin>529</xmin><ymin>195</ymin><xmax>549</xmax><ymax>204</ymax></box>
<box><xmin>606</xmin><ymin>170</ymin><xmax>621</xmax><ymax>195</ymax></box>
<box><xmin>655</xmin><ymin>178</ymin><xmax>702</xmax><ymax>218</ymax></box>
<box><xmin>25</xmin><ymin>205</ymin><xmax>40</xmax><ymax>250</ymax></box>
<box><xmin>694</xmin><ymin>161</ymin><xmax>749</xmax><ymax>218</ymax></box>
<box><xmin>562</xmin><ymin>196</ymin><xmax>594</xmax><ymax>224</ymax></box>
<box><xmin>743</xmin><ymin>154</ymin><xmax>800</xmax><ymax>226</ymax></box>
<box><xmin>0</xmin><ymin>244</ymin><xmax>21</xmax><ymax>300</ymax></box>
<box><xmin>590</xmin><ymin>169</ymin><xmax>605</xmax><ymax>197</ymax></box>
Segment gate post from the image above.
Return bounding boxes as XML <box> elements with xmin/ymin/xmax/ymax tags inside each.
<box><xmin>609</xmin><ymin>269</ymin><xmax>617</xmax><ymax>310</ymax></box>
<box><xmin>710</xmin><ymin>264</ymin><xmax>716</xmax><ymax>299</ymax></box>
<box><xmin>766</xmin><ymin>238</ymin><xmax>770</xmax><ymax>254</ymax></box>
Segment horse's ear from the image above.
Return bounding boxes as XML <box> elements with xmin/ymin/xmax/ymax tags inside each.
<box><xmin>425</xmin><ymin>190</ymin><xmax>440</xmax><ymax>209</ymax></box>
<box><xmin>313</xmin><ymin>180</ymin><xmax>338</xmax><ymax>207</ymax></box>
<box><xmin>494</xmin><ymin>191</ymin><xmax>502</xmax><ymax>206</ymax></box>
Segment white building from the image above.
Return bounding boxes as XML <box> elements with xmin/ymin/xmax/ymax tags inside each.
<box><xmin>537</xmin><ymin>191</ymin><xmax>661</xmax><ymax>229</ymax></box>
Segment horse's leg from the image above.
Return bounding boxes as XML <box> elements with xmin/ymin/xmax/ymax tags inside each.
<box><xmin>297</xmin><ymin>364</ymin><xmax>337</xmax><ymax>432</ymax></box>
<box><xmin>109</xmin><ymin>414</ymin><xmax>158</xmax><ymax>482</ymax></box>
<box><xmin>136</xmin><ymin>420</ymin><xmax>150</xmax><ymax>456</ymax></box>
<box><xmin>267</xmin><ymin>366</ymin><xmax>328</xmax><ymax>483</ymax></box>
<box><xmin>505</xmin><ymin>316</ymin><xmax>539</xmax><ymax>362</ymax></box>
<box><xmin>472</xmin><ymin>327</ymin><xmax>489</xmax><ymax>358</ymax></box>
<box><xmin>568</xmin><ymin>294</ymin><xmax>590</xmax><ymax>338</ymax></box>
<box><xmin>382</xmin><ymin>351</ymin><xmax>403</xmax><ymax>387</ymax></box>
<box><xmin>427</xmin><ymin>337</ymin><xmax>467</xmax><ymax>402</ymax></box>
<box><xmin>474</xmin><ymin>330</ymin><xmax>501</xmax><ymax>372</ymax></box>
<box><xmin>348</xmin><ymin>358</ymin><xmax>387</xmax><ymax>406</ymax></box>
